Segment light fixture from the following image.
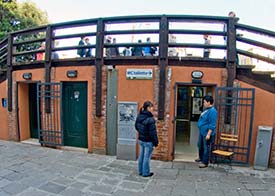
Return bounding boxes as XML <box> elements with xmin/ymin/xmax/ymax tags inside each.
<box><xmin>67</xmin><ymin>70</ymin><xmax>77</xmax><ymax>78</ymax></box>
<box><xmin>22</xmin><ymin>73</ymin><xmax>32</xmax><ymax>80</ymax></box>
<box><xmin>191</xmin><ymin>70</ymin><xmax>203</xmax><ymax>84</ymax></box>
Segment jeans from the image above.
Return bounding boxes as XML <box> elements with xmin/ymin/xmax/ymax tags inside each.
<box><xmin>138</xmin><ymin>140</ymin><xmax>153</xmax><ymax>176</ymax></box>
<box><xmin>197</xmin><ymin>134</ymin><xmax>215</xmax><ymax>165</ymax></box>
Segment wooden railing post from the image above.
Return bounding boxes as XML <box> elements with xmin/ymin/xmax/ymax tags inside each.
<box><xmin>158</xmin><ymin>16</ymin><xmax>168</xmax><ymax>120</ymax></box>
<box><xmin>45</xmin><ymin>25</ymin><xmax>53</xmax><ymax>83</ymax></box>
<box><xmin>225</xmin><ymin>17</ymin><xmax>238</xmax><ymax>124</ymax></box>
<box><xmin>45</xmin><ymin>25</ymin><xmax>53</xmax><ymax>113</ymax></box>
<box><xmin>226</xmin><ymin>17</ymin><xmax>237</xmax><ymax>87</ymax></box>
<box><xmin>95</xmin><ymin>18</ymin><xmax>105</xmax><ymax>117</ymax></box>
<box><xmin>7</xmin><ymin>34</ymin><xmax>13</xmax><ymax>112</ymax></box>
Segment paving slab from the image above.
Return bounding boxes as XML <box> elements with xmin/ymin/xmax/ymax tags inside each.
<box><xmin>1</xmin><ymin>140</ymin><xmax>275</xmax><ymax>196</ymax></box>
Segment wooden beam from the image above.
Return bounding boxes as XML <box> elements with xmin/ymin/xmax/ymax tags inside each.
<box><xmin>7</xmin><ymin>34</ymin><xmax>13</xmax><ymax>112</ymax></box>
<box><xmin>236</xmin><ymin>75</ymin><xmax>275</xmax><ymax>93</ymax></box>
<box><xmin>158</xmin><ymin>16</ymin><xmax>168</xmax><ymax>120</ymax></box>
<box><xmin>226</xmin><ymin>17</ymin><xmax>237</xmax><ymax>87</ymax></box>
<box><xmin>45</xmin><ymin>26</ymin><xmax>53</xmax><ymax>83</ymax></box>
<box><xmin>237</xmin><ymin>49</ymin><xmax>275</xmax><ymax>65</ymax></box>
<box><xmin>45</xmin><ymin>26</ymin><xmax>53</xmax><ymax>113</ymax></box>
<box><xmin>95</xmin><ymin>19</ymin><xmax>104</xmax><ymax>117</ymax></box>
<box><xmin>237</xmin><ymin>67</ymin><xmax>275</xmax><ymax>93</ymax></box>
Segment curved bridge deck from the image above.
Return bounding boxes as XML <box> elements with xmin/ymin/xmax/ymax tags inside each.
<box><xmin>0</xmin><ymin>15</ymin><xmax>274</xmax><ymax>114</ymax></box>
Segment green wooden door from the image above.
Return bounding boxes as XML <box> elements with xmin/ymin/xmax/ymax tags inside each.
<box><xmin>63</xmin><ymin>82</ymin><xmax>87</xmax><ymax>148</ymax></box>
<box><xmin>29</xmin><ymin>83</ymin><xmax>38</xmax><ymax>139</ymax></box>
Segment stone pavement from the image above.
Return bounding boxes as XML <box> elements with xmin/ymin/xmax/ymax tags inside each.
<box><xmin>0</xmin><ymin>140</ymin><xmax>275</xmax><ymax>196</ymax></box>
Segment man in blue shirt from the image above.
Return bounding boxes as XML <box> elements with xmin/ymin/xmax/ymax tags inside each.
<box><xmin>195</xmin><ymin>95</ymin><xmax>217</xmax><ymax>168</ymax></box>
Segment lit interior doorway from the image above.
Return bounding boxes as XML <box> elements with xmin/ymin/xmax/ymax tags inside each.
<box><xmin>174</xmin><ymin>84</ymin><xmax>215</xmax><ymax>161</ymax></box>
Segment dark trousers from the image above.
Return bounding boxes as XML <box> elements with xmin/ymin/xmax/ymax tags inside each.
<box><xmin>198</xmin><ymin>134</ymin><xmax>215</xmax><ymax>165</ymax></box>
<box><xmin>203</xmin><ymin>51</ymin><xmax>210</xmax><ymax>58</ymax></box>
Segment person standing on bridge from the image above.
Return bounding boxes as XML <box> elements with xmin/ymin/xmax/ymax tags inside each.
<box><xmin>131</xmin><ymin>39</ymin><xmax>144</xmax><ymax>56</ymax></box>
<box><xmin>110</xmin><ymin>38</ymin><xmax>120</xmax><ymax>56</ymax></box>
<box><xmin>195</xmin><ymin>95</ymin><xmax>217</xmax><ymax>168</ymax></box>
<box><xmin>85</xmin><ymin>37</ymin><xmax>92</xmax><ymax>57</ymax></box>
<box><xmin>224</xmin><ymin>11</ymin><xmax>240</xmax><ymax>64</ymax></box>
<box><xmin>36</xmin><ymin>42</ymin><xmax>45</xmax><ymax>60</ymax></box>
<box><xmin>135</xmin><ymin>101</ymin><xmax>158</xmax><ymax>177</ymax></box>
<box><xmin>203</xmin><ymin>34</ymin><xmax>211</xmax><ymax>58</ymax></box>
<box><xmin>77</xmin><ymin>36</ymin><xmax>86</xmax><ymax>57</ymax></box>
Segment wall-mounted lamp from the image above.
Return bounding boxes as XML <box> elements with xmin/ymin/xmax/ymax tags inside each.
<box><xmin>67</xmin><ymin>70</ymin><xmax>77</xmax><ymax>78</ymax></box>
<box><xmin>22</xmin><ymin>73</ymin><xmax>32</xmax><ymax>80</ymax></box>
<box><xmin>191</xmin><ymin>70</ymin><xmax>203</xmax><ymax>84</ymax></box>
<box><xmin>2</xmin><ymin>98</ymin><xmax>7</xmax><ymax>108</ymax></box>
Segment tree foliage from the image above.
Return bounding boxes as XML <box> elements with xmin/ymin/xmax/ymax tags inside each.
<box><xmin>0</xmin><ymin>0</ymin><xmax>49</xmax><ymax>41</ymax></box>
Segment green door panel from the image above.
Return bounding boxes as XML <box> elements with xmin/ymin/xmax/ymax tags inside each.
<box><xmin>63</xmin><ymin>82</ymin><xmax>87</xmax><ymax>148</ymax></box>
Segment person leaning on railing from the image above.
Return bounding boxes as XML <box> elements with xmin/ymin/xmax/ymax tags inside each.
<box><xmin>110</xmin><ymin>38</ymin><xmax>120</xmax><ymax>56</ymax></box>
<box><xmin>203</xmin><ymin>34</ymin><xmax>211</xmax><ymax>58</ymax></box>
<box><xmin>131</xmin><ymin>39</ymin><xmax>144</xmax><ymax>56</ymax></box>
<box><xmin>85</xmin><ymin>37</ymin><xmax>92</xmax><ymax>57</ymax></box>
<box><xmin>223</xmin><ymin>11</ymin><xmax>240</xmax><ymax>64</ymax></box>
<box><xmin>36</xmin><ymin>42</ymin><xmax>45</xmax><ymax>60</ymax></box>
<box><xmin>77</xmin><ymin>36</ymin><xmax>86</xmax><ymax>57</ymax></box>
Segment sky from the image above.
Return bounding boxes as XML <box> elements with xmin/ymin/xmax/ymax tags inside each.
<box><xmin>18</xmin><ymin>0</ymin><xmax>275</xmax><ymax>31</ymax></box>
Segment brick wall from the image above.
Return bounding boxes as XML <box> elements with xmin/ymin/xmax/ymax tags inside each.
<box><xmin>7</xmin><ymin>75</ymin><xmax>19</xmax><ymax>141</ymax></box>
<box><xmin>152</xmin><ymin>67</ymin><xmax>171</xmax><ymax>161</ymax></box>
<box><xmin>92</xmin><ymin>66</ymin><xmax>107</xmax><ymax>154</ymax></box>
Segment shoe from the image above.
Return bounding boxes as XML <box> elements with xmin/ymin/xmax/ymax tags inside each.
<box><xmin>199</xmin><ymin>163</ymin><xmax>208</xmax><ymax>168</ymax></box>
<box><xmin>195</xmin><ymin>158</ymin><xmax>201</xmax><ymax>163</ymax></box>
<box><xmin>143</xmin><ymin>172</ymin><xmax>154</xmax><ymax>177</ymax></box>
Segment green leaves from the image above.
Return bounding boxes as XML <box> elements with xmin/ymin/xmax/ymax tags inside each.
<box><xmin>0</xmin><ymin>0</ymin><xmax>49</xmax><ymax>41</ymax></box>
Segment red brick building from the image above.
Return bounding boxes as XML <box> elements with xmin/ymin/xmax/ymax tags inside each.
<box><xmin>0</xmin><ymin>15</ymin><xmax>274</xmax><ymax>167</ymax></box>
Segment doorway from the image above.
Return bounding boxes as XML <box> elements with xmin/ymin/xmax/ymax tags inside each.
<box><xmin>174</xmin><ymin>84</ymin><xmax>215</xmax><ymax>161</ymax></box>
<box><xmin>62</xmin><ymin>82</ymin><xmax>88</xmax><ymax>148</ymax></box>
<box><xmin>29</xmin><ymin>83</ymin><xmax>38</xmax><ymax>139</ymax></box>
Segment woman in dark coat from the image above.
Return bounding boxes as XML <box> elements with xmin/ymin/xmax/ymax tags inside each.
<box><xmin>135</xmin><ymin>101</ymin><xmax>158</xmax><ymax>177</ymax></box>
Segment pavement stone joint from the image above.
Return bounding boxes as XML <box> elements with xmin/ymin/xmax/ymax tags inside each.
<box><xmin>0</xmin><ymin>140</ymin><xmax>275</xmax><ymax>196</ymax></box>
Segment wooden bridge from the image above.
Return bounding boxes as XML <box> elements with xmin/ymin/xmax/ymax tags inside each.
<box><xmin>0</xmin><ymin>14</ymin><xmax>275</xmax><ymax>119</ymax></box>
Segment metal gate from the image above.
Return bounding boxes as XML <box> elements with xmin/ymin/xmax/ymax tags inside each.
<box><xmin>215</xmin><ymin>87</ymin><xmax>255</xmax><ymax>164</ymax></box>
<box><xmin>37</xmin><ymin>82</ymin><xmax>63</xmax><ymax>146</ymax></box>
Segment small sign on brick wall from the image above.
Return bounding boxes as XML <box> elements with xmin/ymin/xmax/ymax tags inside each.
<box><xmin>126</xmin><ymin>69</ymin><xmax>153</xmax><ymax>80</ymax></box>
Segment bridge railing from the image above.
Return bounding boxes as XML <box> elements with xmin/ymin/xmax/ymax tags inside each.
<box><xmin>0</xmin><ymin>14</ymin><xmax>274</xmax><ymax>70</ymax></box>
<box><xmin>236</xmin><ymin>23</ymin><xmax>275</xmax><ymax>67</ymax></box>
<box><xmin>0</xmin><ymin>37</ymin><xmax>8</xmax><ymax>71</ymax></box>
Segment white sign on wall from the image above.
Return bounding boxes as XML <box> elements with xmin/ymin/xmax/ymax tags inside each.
<box><xmin>126</xmin><ymin>69</ymin><xmax>153</xmax><ymax>80</ymax></box>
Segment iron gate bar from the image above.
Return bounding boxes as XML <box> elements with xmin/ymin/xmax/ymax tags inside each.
<box><xmin>214</xmin><ymin>87</ymin><xmax>255</xmax><ymax>165</ymax></box>
<box><xmin>37</xmin><ymin>82</ymin><xmax>63</xmax><ymax>146</ymax></box>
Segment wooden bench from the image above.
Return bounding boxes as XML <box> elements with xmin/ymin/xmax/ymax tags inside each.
<box><xmin>212</xmin><ymin>133</ymin><xmax>238</xmax><ymax>170</ymax></box>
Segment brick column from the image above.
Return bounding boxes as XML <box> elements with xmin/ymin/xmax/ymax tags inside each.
<box><xmin>7</xmin><ymin>72</ymin><xmax>18</xmax><ymax>141</ymax></box>
<box><xmin>153</xmin><ymin>67</ymin><xmax>172</xmax><ymax>161</ymax></box>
